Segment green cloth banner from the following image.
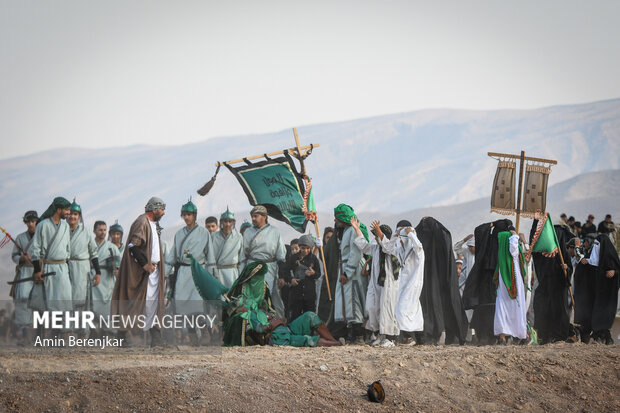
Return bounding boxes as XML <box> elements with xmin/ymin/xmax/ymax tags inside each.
<box><xmin>531</xmin><ymin>214</ymin><xmax>560</xmax><ymax>254</ymax></box>
<box><xmin>225</xmin><ymin>153</ymin><xmax>311</xmax><ymax>232</ymax></box>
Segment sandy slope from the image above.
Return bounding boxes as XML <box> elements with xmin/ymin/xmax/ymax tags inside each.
<box><xmin>0</xmin><ymin>342</ymin><xmax>618</xmax><ymax>412</ymax></box>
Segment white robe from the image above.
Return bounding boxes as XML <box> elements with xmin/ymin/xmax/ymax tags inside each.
<box><xmin>166</xmin><ymin>224</ymin><xmax>210</xmax><ymax>316</ymax></box>
<box><xmin>494</xmin><ymin>234</ymin><xmax>527</xmax><ymax>339</ymax></box>
<box><xmin>354</xmin><ymin>235</ymin><xmax>399</xmax><ymax>336</ymax></box>
<box><xmin>207</xmin><ymin>229</ymin><xmax>244</xmax><ymax>289</ymax></box>
<box><xmin>11</xmin><ymin>231</ymin><xmax>35</xmax><ymax>325</ymax></box>
<box><xmin>381</xmin><ymin>231</ymin><xmax>425</xmax><ymax>333</ymax></box>
<box><xmin>91</xmin><ymin>240</ymin><xmax>121</xmax><ymax>320</ymax></box>
<box><xmin>28</xmin><ymin>218</ymin><xmax>72</xmax><ymax>314</ymax></box>
<box><xmin>68</xmin><ymin>224</ymin><xmax>98</xmax><ymax>307</ymax></box>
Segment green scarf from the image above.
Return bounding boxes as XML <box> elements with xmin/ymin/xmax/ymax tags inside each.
<box><xmin>334</xmin><ymin>203</ymin><xmax>369</xmax><ymax>241</ymax></box>
<box><xmin>39</xmin><ymin>197</ymin><xmax>71</xmax><ymax>221</ymax></box>
<box><xmin>494</xmin><ymin>231</ymin><xmax>527</xmax><ymax>299</ymax></box>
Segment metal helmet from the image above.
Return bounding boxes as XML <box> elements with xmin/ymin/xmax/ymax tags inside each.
<box><xmin>69</xmin><ymin>198</ymin><xmax>82</xmax><ymax>214</ymax></box>
<box><xmin>109</xmin><ymin>220</ymin><xmax>124</xmax><ymax>234</ymax></box>
<box><xmin>220</xmin><ymin>207</ymin><xmax>235</xmax><ymax>221</ymax></box>
<box><xmin>181</xmin><ymin>197</ymin><xmax>198</xmax><ymax>215</ymax></box>
<box><xmin>23</xmin><ymin>210</ymin><xmax>38</xmax><ymax>223</ymax></box>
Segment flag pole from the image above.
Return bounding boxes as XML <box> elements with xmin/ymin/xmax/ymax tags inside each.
<box><xmin>292</xmin><ymin>128</ymin><xmax>332</xmax><ymax>301</ymax></box>
<box><xmin>515</xmin><ymin>150</ymin><xmax>525</xmax><ymax>233</ymax></box>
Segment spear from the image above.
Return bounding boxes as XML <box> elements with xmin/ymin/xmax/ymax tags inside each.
<box><xmin>0</xmin><ymin>226</ymin><xmax>29</xmax><ymax>257</ymax></box>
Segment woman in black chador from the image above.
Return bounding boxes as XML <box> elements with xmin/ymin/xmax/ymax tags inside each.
<box><xmin>462</xmin><ymin>219</ymin><xmax>513</xmax><ymax>345</ymax></box>
<box><xmin>415</xmin><ymin>217</ymin><xmax>468</xmax><ymax>345</ymax></box>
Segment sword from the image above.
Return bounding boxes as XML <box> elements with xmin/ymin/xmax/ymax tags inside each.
<box><xmin>7</xmin><ymin>271</ymin><xmax>56</xmax><ymax>285</ymax></box>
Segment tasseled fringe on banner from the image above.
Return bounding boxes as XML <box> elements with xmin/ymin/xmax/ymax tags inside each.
<box><xmin>197</xmin><ymin>165</ymin><xmax>221</xmax><ymax>196</ymax></box>
<box><xmin>498</xmin><ymin>160</ymin><xmax>516</xmax><ymax>169</ymax></box>
<box><xmin>302</xmin><ymin>177</ymin><xmax>317</xmax><ymax>221</ymax></box>
<box><xmin>490</xmin><ymin>207</ymin><xmax>517</xmax><ymax>216</ymax></box>
<box><xmin>520</xmin><ymin>211</ymin><xmax>537</xmax><ymax>219</ymax></box>
<box><xmin>526</xmin><ymin>164</ymin><xmax>551</xmax><ymax>174</ymax></box>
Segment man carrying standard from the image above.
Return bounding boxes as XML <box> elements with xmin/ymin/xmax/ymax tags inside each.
<box><xmin>242</xmin><ymin>205</ymin><xmax>286</xmax><ymax>317</ymax></box>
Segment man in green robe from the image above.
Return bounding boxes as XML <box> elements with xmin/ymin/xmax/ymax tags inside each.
<box><xmin>242</xmin><ymin>205</ymin><xmax>287</xmax><ymax>317</ymax></box>
<box><xmin>333</xmin><ymin>204</ymin><xmax>368</xmax><ymax>344</ymax></box>
<box><xmin>10</xmin><ymin>210</ymin><xmax>38</xmax><ymax>343</ymax></box>
<box><xmin>29</xmin><ymin>197</ymin><xmax>73</xmax><ymax>334</ymax></box>
<box><xmin>66</xmin><ymin>199</ymin><xmax>101</xmax><ymax>314</ymax></box>
<box><xmin>207</xmin><ymin>208</ymin><xmax>244</xmax><ymax>289</ymax></box>
<box><xmin>166</xmin><ymin>198</ymin><xmax>211</xmax><ymax>345</ymax></box>
<box><xmin>222</xmin><ymin>262</ymin><xmax>340</xmax><ymax>347</ymax></box>
<box><xmin>91</xmin><ymin>220</ymin><xmax>121</xmax><ymax>337</ymax></box>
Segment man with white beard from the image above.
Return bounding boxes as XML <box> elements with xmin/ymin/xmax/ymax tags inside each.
<box><xmin>351</xmin><ymin>218</ymin><xmax>399</xmax><ymax>347</ymax></box>
<box><xmin>380</xmin><ymin>219</ymin><xmax>425</xmax><ymax>345</ymax></box>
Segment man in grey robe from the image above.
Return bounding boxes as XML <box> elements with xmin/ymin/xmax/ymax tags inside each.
<box><xmin>91</xmin><ymin>220</ymin><xmax>121</xmax><ymax>338</ymax></box>
<box><xmin>29</xmin><ymin>197</ymin><xmax>73</xmax><ymax>335</ymax></box>
<box><xmin>207</xmin><ymin>208</ymin><xmax>244</xmax><ymax>289</ymax></box>
<box><xmin>10</xmin><ymin>210</ymin><xmax>38</xmax><ymax>343</ymax></box>
<box><xmin>332</xmin><ymin>204</ymin><xmax>366</xmax><ymax>344</ymax></box>
<box><xmin>166</xmin><ymin>198</ymin><xmax>211</xmax><ymax>345</ymax></box>
<box><xmin>242</xmin><ymin>205</ymin><xmax>286</xmax><ymax>317</ymax></box>
<box><xmin>66</xmin><ymin>200</ymin><xmax>101</xmax><ymax>315</ymax></box>
<box><xmin>109</xmin><ymin>220</ymin><xmax>125</xmax><ymax>256</ymax></box>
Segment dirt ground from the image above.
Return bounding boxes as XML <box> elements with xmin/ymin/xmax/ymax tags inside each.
<box><xmin>0</xmin><ymin>341</ymin><xmax>618</xmax><ymax>413</ymax></box>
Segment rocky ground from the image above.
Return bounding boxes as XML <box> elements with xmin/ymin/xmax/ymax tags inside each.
<box><xmin>0</xmin><ymin>341</ymin><xmax>618</xmax><ymax>413</ymax></box>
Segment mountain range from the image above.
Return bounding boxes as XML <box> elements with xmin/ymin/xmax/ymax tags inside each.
<box><xmin>1</xmin><ymin>99</ymin><xmax>619</xmax><ymax>298</ymax></box>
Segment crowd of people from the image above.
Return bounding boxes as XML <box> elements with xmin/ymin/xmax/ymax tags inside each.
<box><xmin>4</xmin><ymin>195</ymin><xmax>619</xmax><ymax>348</ymax></box>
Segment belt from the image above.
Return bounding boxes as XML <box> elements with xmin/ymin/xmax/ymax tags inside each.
<box><xmin>248</xmin><ymin>257</ymin><xmax>276</xmax><ymax>263</ymax></box>
<box><xmin>42</xmin><ymin>259</ymin><xmax>67</xmax><ymax>265</ymax></box>
<box><xmin>69</xmin><ymin>257</ymin><xmax>88</xmax><ymax>261</ymax></box>
<box><xmin>339</xmin><ymin>259</ymin><xmax>348</xmax><ymax>263</ymax></box>
<box><xmin>178</xmin><ymin>263</ymin><xmax>190</xmax><ymax>267</ymax></box>
<box><xmin>20</xmin><ymin>262</ymin><xmax>34</xmax><ymax>268</ymax></box>
<box><xmin>217</xmin><ymin>264</ymin><xmax>238</xmax><ymax>269</ymax></box>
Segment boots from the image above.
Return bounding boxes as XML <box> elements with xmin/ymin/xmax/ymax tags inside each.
<box><xmin>150</xmin><ymin>327</ymin><xmax>164</xmax><ymax>348</ymax></box>
<box><xmin>348</xmin><ymin>324</ymin><xmax>365</xmax><ymax>345</ymax></box>
<box><xmin>187</xmin><ymin>328</ymin><xmax>199</xmax><ymax>347</ymax></box>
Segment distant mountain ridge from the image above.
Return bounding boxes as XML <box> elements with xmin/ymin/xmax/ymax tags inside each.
<box><xmin>1</xmin><ymin>98</ymin><xmax>619</xmax><ymax>235</ymax></box>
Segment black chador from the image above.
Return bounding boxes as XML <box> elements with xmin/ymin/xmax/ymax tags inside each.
<box><xmin>529</xmin><ymin>222</ymin><xmax>573</xmax><ymax>344</ymax></box>
<box><xmin>575</xmin><ymin>234</ymin><xmax>620</xmax><ymax>344</ymax></box>
<box><xmin>462</xmin><ymin>219</ymin><xmax>512</xmax><ymax>344</ymax></box>
<box><xmin>415</xmin><ymin>217</ymin><xmax>468</xmax><ymax>345</ymax></box>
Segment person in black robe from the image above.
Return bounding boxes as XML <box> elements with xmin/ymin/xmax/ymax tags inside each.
<box><xmin>529</xmin><ymin>220</ymin><xmax>573</xmax><ymax>344</ymax></box>
<box><xmin>414</xmin><ymin>217</ymin><xmax>468</xmax><ymax>345</ymax></box>
<box><xmin>462</xmin><ymin>219</ymin><xmax>513</xmax><ymax>345</ymax></box>
<box><xmin>573</xmin><ymin>234</ymin><xmax>597</xmax><ymax>342</ymax></box>
<box><xmin>577</xmin><ymin>234</ymin><xmax>620</xmax><ymax>344</ymax></box>
<box><xmin>283</xmin><ymin>235</ymin><xmax>321</xmax><ymax>321</ymax></box>
<box><xmin>317</xmin><ymin>223</ymin><xmax>347</xmax><ymax>339</ymax></box>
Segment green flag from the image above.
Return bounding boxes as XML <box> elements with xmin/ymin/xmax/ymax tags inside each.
<box><xmin>526</xmin><ymin>213</ymin><xmax>559</xmax><ymax>261</ymax></box>
<box><xmin>225</xmin><ymin>153</ymin><xmax>311</xmax><ymax>232</ymax></box>
<box><xmin>188</xmin><ymin>253</ymin><xmax>229</xmax><ymax>300</ymax></box>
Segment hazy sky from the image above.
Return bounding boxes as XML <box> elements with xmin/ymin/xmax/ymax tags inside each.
<box><xmin>1</xmin><ymin>0</ymin><xmax>619</xmax><ymax>159</ymax></box>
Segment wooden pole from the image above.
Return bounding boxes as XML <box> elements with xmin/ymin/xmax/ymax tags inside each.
<box><xmin>216</xmin><ymin>144</ymin><xmax>320</xmax><ymax>167</ymax></box>
<box><xmin>515</xmin><ymin>150</ymin><xmax>525</xmax><ymax>233</ymax></box>
<box><xmin>556</xmin><ymin>247</ymin><xmax>576</xmax><ymax>311</ymax></box>
<box><xmin>292</xmin><ymin>127</ymin><xmax>332</xmax><ymax>301</ymax></box>
<box><xmin>487</xmin><ymin>152</ymin><xmax>557</xmax><ymax>165</ymax></box>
